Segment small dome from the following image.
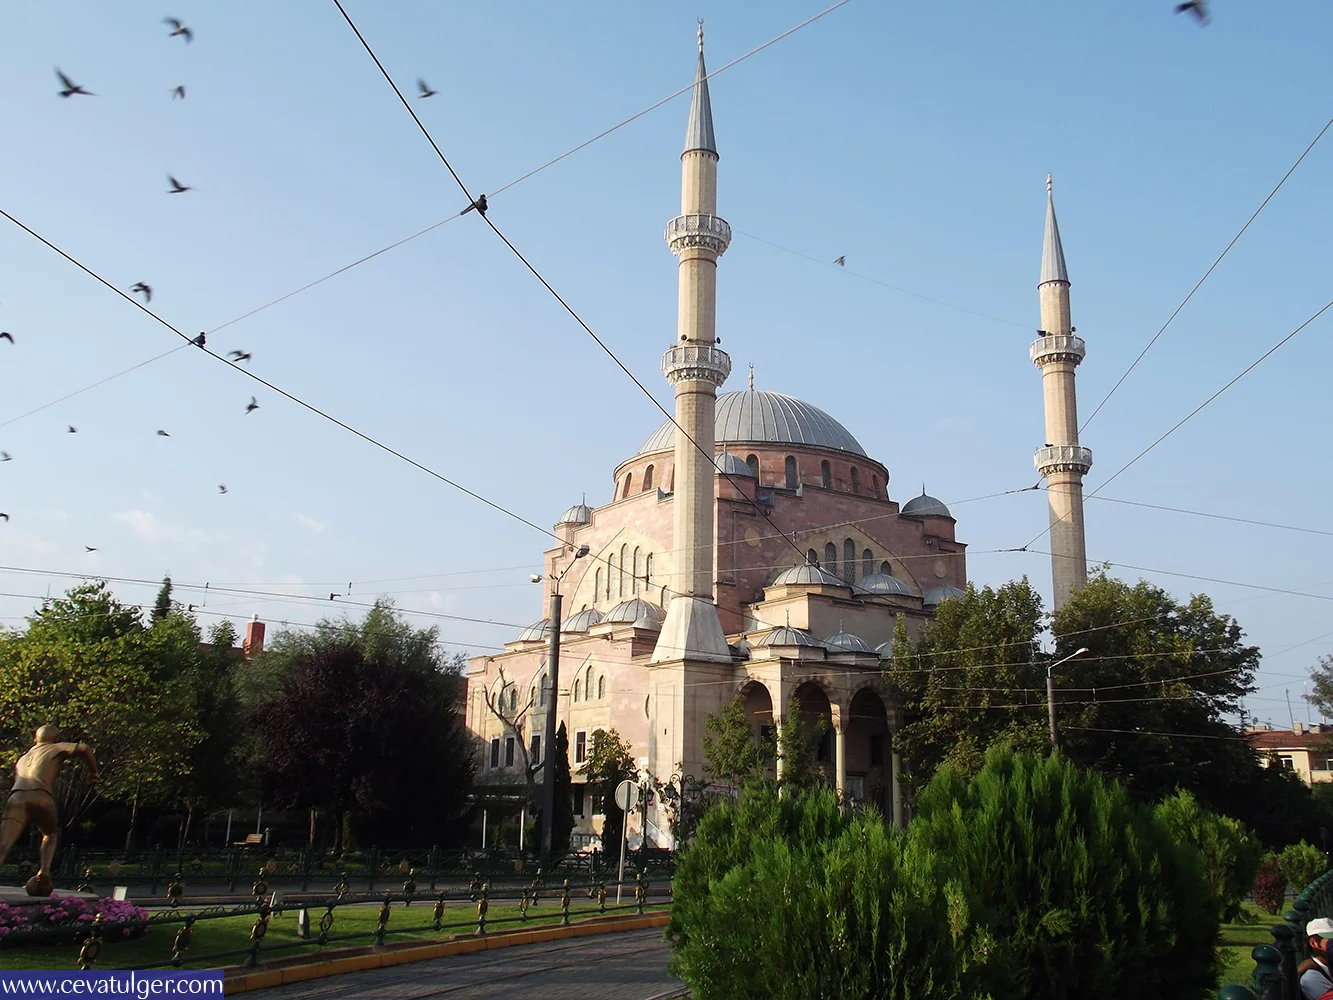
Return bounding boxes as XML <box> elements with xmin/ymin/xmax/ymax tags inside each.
<box><xmin>852</xmin><ymin>573</ymin><xmax>920</xmax><ymax>598</ymax></box>
<box><xmin>822</xmin><ymin>626</ymin><xmax>874</xmax><ymax>654</ymax></box>
<box><xmin>901</xmin><ymin>491</ymin><xmax>952</xmax><ymax>520</ymax></box>
<box><xmin>771</xmin><ymin>563</ymin><xmax>843</xmax><ymax>588</ymax></box>
<box><xmin>561</xmin><ymin>607</ymin><xmax>604</xmax><ymax>633</ymax></box>
<box><xmin>715</xmin><ymin>451</ymin><xmax>754</xmax><ymax>477</ymax></box>
<box><xmin>516</xmin><ymin>618</ymin><xmax>551</xmax><ymax>642</ymax></box>
<box><xmin>923</xmin><ymin>584</ymin><xmax>966</xmax><ymax>607</ymax></box>
<box><xmin>602</xmin><ymin>598</ymin><xmax>666</xmax><ymax>628</ymax></box>
<box><xmin>556</xmin><ymin>500</ymin><xmax>592</xmax><ymax>527</ymax></box>
<box><xmin>755</xmin><ymin>625</ymin><xmax>824</xmax><ymax>648</ymax></box>
<box><xmin>875</xmin><ymin>639</ymin><xmax>896</xmax><ymax>658</ymax></box>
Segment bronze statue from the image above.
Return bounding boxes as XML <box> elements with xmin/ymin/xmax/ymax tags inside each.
<box><xmin>0</xmin><ymin>726</ymin><xmax>99</xmax><ymax>896</ymax></box>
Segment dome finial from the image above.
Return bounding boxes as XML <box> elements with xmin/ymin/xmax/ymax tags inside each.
<box><xmin>748</xmin><ymin>362</ymin><xmax>754</xmax><ymax>390</ymax></box>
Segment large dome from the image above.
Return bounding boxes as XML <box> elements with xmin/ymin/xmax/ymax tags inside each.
<box><xmin>638</xmin><ymin>390</ymin><xmax>867</xmax><ymax>457</ymax></box>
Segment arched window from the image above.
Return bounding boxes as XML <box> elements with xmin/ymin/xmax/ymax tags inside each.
<box><xmin>606</xmin><ymin>555</ymin><xmax>615</xmax><ymax>599</ymax></box>
<box><xmin>850</xmin><ymin>467</ymin><xmax>860</xmax><ymax>494</ymax></box>
<box><xmin>508</xmin><ymin>687</ymin><xmax>517</xmax><ymax>713</ymax></box>
<box><xmin>540</xmin><ymin>674</ymin><xmax>549</xmax><ymax>707</ymax></box>
<box><xmin>863</xmin><ymin>549</ymin><xmax>874</xmax><ymax>579</ymax></box>
<box><xmin>807</xmin><ymin>548</ymin><xmax>818</xmax><ymax>566</ymax></box>
<box><xmin>594</xmin><ymin>568</ymin><xmax>601</xmax><ymax>604</ymax></box>
<box><xmin>843</xmin><ymin>539</ymin><xmax>856</xmax><ymax>583</ymax></box>
<box><xmin>821</xmin><ymin>461</ymin><xmax>832</xmax><ymax>489</ymax></box>
<box><xmin>872</xmin><ymin>475</ymin><xmax>881</xmax><ymax>498</ymax></box>
<box><xmin>643</xmin><ymin>465</ymin><xmax>654</xmax><ymax>491</ymax></box>
<box><xmin>824</xmin><ymin>542</ymin><xmax>837</xmax><ymax>576</ymax></box>
<box><xmin>633</xmin><ymin>547</ymin><xmax>642</xmax><ymax>594</ymax></box>
<box><xmin>668</xmin><ymin>466</ymin><xmax>675</xmax><ymax>492</ymax></box>
<box><xmin>598</xmin><ymin>675</ymin><xmax>606</xmax><ymax>700</ymax></box>
<box><xmin>573</xmin><ymin>678</ymin><xmax>581</xmax><ymax>702</ymax></box>
<box><xmin>784</xmin><ymin>456</ymin><xmax>798</xmax><ymax>489</ymax></box>
<box><xmin>619</xmin><ymin>545</ymin><xmax>629</xmax><ymax>596</ymax></box>
<box><xmin>644</xmin><ymin>553</ymin><xmax>653</xmax><ymax>586</ymax></box>
<box><xmin>745</xmin><ymin>454</ymin><xmax>759</xmax><ymax>479</ymax></box>
<box><xmin>880</xmin><ymin>560</ymin><xmax>892</xmax><ymax>577</ymax></box>
<box><xmin>622</xmin><ymin>473</ymin><xmax>632</xmax><ymax>499</ymax></box>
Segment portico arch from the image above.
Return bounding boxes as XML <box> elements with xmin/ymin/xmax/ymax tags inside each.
<box><xmin>845</xmin><ymin>687</ymin><xmax>891</xmax><ymax>813</ymax></box>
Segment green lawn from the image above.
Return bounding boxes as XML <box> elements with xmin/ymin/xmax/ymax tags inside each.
<box><xmin>1218</xmin><ymin>902</ymin><xmax>1285</xmax><ymax>990</ymax></box>
<box><xmin>0</xmin><ymin>899</ymin><xmax>660</xmax><ymax>971</ymax></box>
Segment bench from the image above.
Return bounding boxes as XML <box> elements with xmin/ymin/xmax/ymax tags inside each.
<box><xmin>232</xmin><ymin>833</ymin><xmax>264</xmax><ymax>847</ymax></box>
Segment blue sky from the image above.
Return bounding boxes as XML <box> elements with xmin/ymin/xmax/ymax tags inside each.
<box><xmin>1</xmin><ymin>1</ymin><xmax>1330</xmax><ymax>726</ymax></box>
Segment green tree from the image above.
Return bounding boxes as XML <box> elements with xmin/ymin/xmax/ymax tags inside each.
<box><xmin>776</xmin><ymin>697</ymin><xmax>826</xmax><ymax>791</ymax></box>
<box><xmin>1278</xmin><ymin>840</ymin><xmax>1328</xmax><ymax>892</ymax></box>
<box><xmin>702</xmin><ymin>696</ymin><xmax>772</xmax><ymax>787</ymax></box>
<box><xmin>580</xmin><ymin>728</ymin><xmax>638</xmax><ymax>853</ymax></box>
<box><xmin>151</xmin><ymin>575</ymin><xmax>174</xmax><ymax>625</ymax></box>
<box><xmin>1153</xmin><ymin>789</ymin><xmax>1262</xmax><ymax>922</ymax></box>
<box><xmin>1307</xmin><ymin>654</ymin><xmax>1333</xmax><ymax>720</ymax></box>
<box><xmin>0</xmin><ymin>583</ymin><xmax>201</xmax><ymax>831</ymax></box>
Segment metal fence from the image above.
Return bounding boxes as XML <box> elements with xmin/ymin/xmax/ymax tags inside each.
<box><xmin>0</xmin><ymin>871</ymin><xmax>672</xmax><ymax>971</ymax></box>
<box><xmin>1218</xmin><ymin>870</ymin><xmax>1333</xmax><ymax>1000</ymax></box>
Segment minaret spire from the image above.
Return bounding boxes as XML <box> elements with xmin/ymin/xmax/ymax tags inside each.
<box><xmin>684</xmin><ymin>20</ymin><xmax>717</xmax><ymax>157</ymax></box>
<box><xmin>1031</xmin><ymin>175</ymin><xmax>1091</xmax><ymax>610</ymax></box>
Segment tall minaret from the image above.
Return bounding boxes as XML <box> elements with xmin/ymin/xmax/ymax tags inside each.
<box><xmin>1032</xmin><ymin>175</ymin><xmax>1092</xmax><ymax>611</ymax></box>
<box><xmin>651</xmin><ymin>23</ymin><xmax>732</xmax><ymax>664</ymax></box>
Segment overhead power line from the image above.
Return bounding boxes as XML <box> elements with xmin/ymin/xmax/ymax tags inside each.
<box><xmin>1082</xmin><ymin>493</ymin><xmax>1333</xmax><ymax>539</ymax></box>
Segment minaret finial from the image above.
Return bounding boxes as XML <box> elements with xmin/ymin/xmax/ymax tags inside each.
<box><xmin>1040</xmin><ymin>174</ymin><xmax>1069</xmax><ymax>285</ymax></box>
<box><xmin>684</xmin><ymin>22</ymin><xmax>718</xmax><ymax>156</ymax></box>
<box><xmin>748</xmin><ymin>363</ymin><xmax>754</xmax><ymax>390</ymax></box>
<box><xmin>698</xmin><ymin>18</ymin><xmax>704</xmax><ymax>51</ymax></box>
<box><xmin>1046</xmin><ymin>172</ymin><xmax>1053</xmax><ymax>195</ymax></box>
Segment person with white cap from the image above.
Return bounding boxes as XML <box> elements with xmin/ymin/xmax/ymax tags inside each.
<box><xmin>1301</xmin><ymin>918</ymin><xmax>1333</xmax><ymax>999</ymax></box>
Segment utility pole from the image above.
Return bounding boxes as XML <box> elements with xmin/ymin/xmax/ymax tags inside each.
<box><xmin>538</xmin><ymin>545</ymin><xmax>589</xmax><ymax>864</ymax></box>
<box><xmin>1046</xmin><ymin>647</ymin><xmax>1090</xmax><ymax>748</ymax></box>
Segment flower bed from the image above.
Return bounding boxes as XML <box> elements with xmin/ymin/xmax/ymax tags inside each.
<box><xmin>0</xmin><ymin>897</ymin><xmax>150</xmax><ymax>947</ymax></box>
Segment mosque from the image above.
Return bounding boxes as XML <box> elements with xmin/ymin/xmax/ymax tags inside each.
<box><xmin>465</xmin><ymin>28</ymin><xmax>1090</xmax><ymax>845</ymax></box>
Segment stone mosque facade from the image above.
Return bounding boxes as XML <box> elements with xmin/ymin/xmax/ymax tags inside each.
<box><xmin>466</xmin><ymin>29</ymin><xmax>1087</xmax><ymax>847</ymax></box>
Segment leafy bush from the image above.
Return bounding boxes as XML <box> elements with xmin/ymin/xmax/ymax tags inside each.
<box><xmin>1253</xmin><ymin>854</ymin><xmax>1287</xmax><ymax>914</ymax></box>
<box><xmin>1278</xmin><ymin>840</ymin><xmax>1328</xmax><ymax>892</ymax></box>
<box><xmin>908</xmin><ymin>749</ymin><xmax>1220</xmax><ymax>1000</ymax></box>
<box><xmin>1154</xmin><ymin>789</ymin><xmax>1263</xmax><ymax>922</ymax></box>
<box><xmin>0</xmin><ymin>896</ymin><xmax>149</xmax><ymax>946</ymax></box>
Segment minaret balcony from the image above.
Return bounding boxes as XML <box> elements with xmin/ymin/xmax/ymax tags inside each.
<box><xmin>1034</xmin><ymin>444</ymin><xmax>1093</xmax><ymax>478</ymax></box>
<box><xmin>665</xmin><ymin>214</ymin><xmax>732</xmax><ymax>257</ymax></box>
<box><xmin>662</xmin><ymin>343</ymin><xmax>731</xmax><ymax>388</ymax></box>
<box><xmin>1030</xmin><ymin>334</ymin><xmax>1086</xmax><ymax>368</ymax></box>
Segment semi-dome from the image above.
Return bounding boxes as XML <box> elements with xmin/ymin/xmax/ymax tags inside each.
<box><xmin>875</xmin><ymin>638</ymin><xmax>896</xmax><ymax>658</ymax></box>
<box><xmin>822</xmin><ymin>626</ymin><xmax>874</xmax><ymax>654</ymax></box>
<box><xmin>561</xmin><ymin>607</ymin><xmax>604</xmax><ymax>633</ymax></box>
<box><xmin>638</xmin><ymin>390</ymin><xmax>867</xmax><ymax>457</ymax></box>
<box><xmin>852</xmin><ymin>572</ymin><xmax>920</xmax><ymax>598</ymax></box>
<box><xmin>771</xmin><ymin>563</ymin><xmax>843</xmax><ymax>588</ymax></box>
<box><xmin>602</xmin><ymin>598</ymin><xmax>666</xmax><ymax>628</ymax></box>
<box><xmin>516</xmin><ymin>618</ymin><xmax>551</xmax><ymax>642</ymax></box>
<box><xmin>556</xmin><ymin>499</ymin><xmax>592</xmax><ymax>527</ymax></box>
<box><xmin>755</xmin><ymin>625</ymin><xmax>824</xmax><ymax>648</ymax></box>
<box><xmin>714</xmin><ymin>451</ymin><xmax>754</xmax><ymax>477</ymax></box>
<box><xmin>901</xmin><ymin>490</ymin><xmax>952</xmax><ymax>520</ymax></box>
<box><xmin>923</xmin><ymin>584</ymin><xmax>966</xmax><ymax>607</ymax></box>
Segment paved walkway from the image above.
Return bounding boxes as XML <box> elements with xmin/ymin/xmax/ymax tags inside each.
<box><xmin>264</xmin><ymin>928</ymin><xmax>685</xmax><ymax>999</ymax></box>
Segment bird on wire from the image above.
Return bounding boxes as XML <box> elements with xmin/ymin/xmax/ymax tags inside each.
<box><xmin>84</xmin><ymin>545</ymin><xmax>97</xmax><ymax>553</ymax></box>
<box><xmin>833</xmin><ymin>256</ymin><xmax>845</xmax><ymax>266</ymax></box>
<box><xmin>1175</xmin><ymin>1</ymin><xmax>1208</xmax><ymax>24</ymax></box>
<box><xmin>167</xmin><ymin>175</ymin><xmax>191</xmax><ymax>194</ymax></box>
<box><xmin>245</xmin><ymin>396</ymin><xmax>259</xmax><ymax>414</ymax></box>
<box><xmin>460</xmin><ymin>194</ymin><xmax>487</xmax><ymax>217</ymax></box>
<box><xmin>0</xmin><ymin>332</ymin><xmax>13</xmax><ymax>344</ymax></box>
<box><xmin>130</xmin><ymin>282</ymin><xmax>152</xmax><ymax>303</ymax></box>
<box><xmin>171</xmin><ymin>85</ymin><xmax>185</xmax><ymax>100</ymax></box>
<box><xmin>156</xmin><ymin>429</ymin><xmax>170</xmax><ymax>437</ymax></box>
<box><xmin>417</xmin><ymin>78</ymin><xmax>437</xmax><ymax>98</ymax></box>
<box><xmin>191</xmin><ymin>332</ymin><xmax>205</xmax><ymax>347</ymax></box>
<box><xmin>228</xmin><ymin>350</ymin><xmax>252</xmax><ymax>362</ymax></box>
<box><xmin>0</xmin><ymin>514</ymin><xmax>8</xmax><ymax>523</ymax></box>
<box><xmin>56</xmin><ymin>69</ymin><xmax>93</xmax><ymax>98</ymax></box>
<box><xmin>163</xmin><ymin>17</ymin><xmax>193</xmax><ymax>42</ymax></box>
<box><xmin>218</xmin><ymin>484</ymin><xmax>227</xmax><ymax>494</ymax></box>
<box><xmin>1</xmin><ymin>452</ymin><xmax>11</xmax><ymax>462</ymax></box>
<box><xmin>329</xmin><ymin>593</ymin><xmax>342</xmax><ymax>600</ymax></box>
<box><xmin>67</xmin><ymin>426</ymin><xmax>77</xmax><ymax>434</ymax></box>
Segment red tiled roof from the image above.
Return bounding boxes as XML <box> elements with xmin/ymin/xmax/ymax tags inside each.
<box><xmin>1247</xmin><ymin>728</ymin><xmax>1329</xmax><ymax>750</ymax></box>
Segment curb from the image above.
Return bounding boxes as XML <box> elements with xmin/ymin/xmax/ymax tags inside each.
<box><xmin>224</xmin><ymin>912</ymin><xmax>671</xmax><ymax>995</ymax></box>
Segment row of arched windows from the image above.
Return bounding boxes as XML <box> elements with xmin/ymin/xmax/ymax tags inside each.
<box><xmin>573</xmin><ymin>667</ymin><xmax>607</xmax><ymax>703</ymax></box>
<box><xmin>811</xmin><ymin>541</ymin><xmax>893</xmax><ymax>585</ymax></box>
<box><xmin>594</xmin><ymin>546</ymin><xmax>655</xmax><ymax>602</ymax></box>
<box><xmin>622</xmin><ymin>464</ymin><xmax>659</xmax><ymax>500</ymax></box>
<box><xmin>624</xmin><ymin>457</ymin><xmax>884</xmax><ymax>498</ymax></box>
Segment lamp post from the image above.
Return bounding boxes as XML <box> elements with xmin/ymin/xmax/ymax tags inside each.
<box><xmin>539</xmin><ymin>544</ymin><xmax>590</xmax><ymax>863</ymax></box>
<box><xmin>1047</xmin><ymin>647</ymin><xmax>1089</xmax><ymax>748</ymax></box>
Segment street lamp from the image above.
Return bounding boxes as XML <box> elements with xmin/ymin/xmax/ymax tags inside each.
<box><xmin>537</xmin><ymin>543</ymin><xmax>590</xmax><ymax>862</ymax></box>
<box><xmin>1046</xmin><ymin>647</ymin><xmax>1090</xmax><ymax>748</ymax></box>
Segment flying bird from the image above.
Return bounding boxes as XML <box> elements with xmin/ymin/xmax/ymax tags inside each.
<box><xmin>56</xmin><ymin>69</ymin><xmax>93</xmax><ymax>98</ymax></box>
<box><xmin>191</xmin><ymin>332</ymin><xmax>206</xmax><ymax>347</ymax></box>
<box><xmin>460</xmin><ymin>194</ymin><xmax>487</xmax><ymax>217</ymax></box>
<box><xmin>171</xmin><ymin>85</ymin><xmax>186</xmax><ymax>100</ymax></box>
<box><xmin>167</xmin><ymin>175</ymin><xmax>191</xmax><ymax>194</ymax></box>
<box><xmin>1</xmin><ymin>452</ymin><xmax>10</xmax><ymax>462</ymax></box>
<box><xmin>329</xmin><ymin>593</ymin><xmax>342</xmax><ymax>601</ymax></box>
<box><xmin>156</xmin><ymin>429</ymin><xmax>170</xmax><ymax>437</ymax></box>
<box><xmin>417</xmin><ymin>78</ymin><xmax>437</xmax><ymax>98</ymax></box>
<box><xmin>833</xmin><ymin>256</ymin><xmax>845</xmax><ymax>266</ymax></box>
<box><xmin>0</xmin><ymin>332</ymin><xmax>13</xmax><ymax>344</ymax></box>
<box><xmin>85</xmin><ymin>546</ymin><xmax>97</xmax><ymax>553</ymax></box>
<box><xmin>1175</xmin><ymin>0</ymin><xmax>1208</xmax><ymax>23</ymax></box>
<box><xmin>130</xmin><ymin>282</ymin><xmax>152</xmax><ymax>303</ymax></box>
<box><xmin>67</xmin><ymin>426</ymin><xmax>77</xmax><ymax>434</ymax></box>
<box><xmin>245</xmin><ymin>396</ymin><xmax>259</xmax><ymax>414</ymax></box>
<box><xmin>163</xmin><ymin>17</ymin><xmax>193</xmax><ymax>42</ymax></box>
<box><xmin>0</xmin><ymin>514</ymin><xmax>8</xmax><ymax>522</ymax></box>
<box><xmin>228</xmin><ymin>350</ymin><xmax>252</xmax><ymax>362</ymax></box>
<box><xmin>218</xmin><ymin>484</ymin><xmax>227</xmax><ymax>494</ymax></box>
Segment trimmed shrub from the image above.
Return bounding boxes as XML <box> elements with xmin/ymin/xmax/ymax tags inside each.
<box><xmin>1154</xmin><ymin>789</ymin><xmax>1263</xmax><ymax>922</ymax></box>
<box><xmin>908</xmin><ymin>749</ymin><xmax>1220</xmax><ymax>1000</ymax></box>
<box><xmin>1278</xmin><ymin>840</ymin><xmax>1328</xmax><ymax>892</ymax></box>
<box><xmin>1253</xmin><ymin>855</ymin><xmax>1287</xmax><ymax>915</ymax></box>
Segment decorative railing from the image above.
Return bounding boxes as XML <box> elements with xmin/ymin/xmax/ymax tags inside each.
<box><xmin>664</xmin><ymin>213</ymin><xmax>731</xmax><ymax>256</ymax></box>
<box><xmin>1034</xmin><ymin>444</ymin><xmax>1093</xmax><ymax>476</ymax></box>
<box><xmin>1218</xmin><ymin>869</ymin><xmax>1333</xmax><ymax>999</ymax></box>
<box><xmin>661</xmin><ymin>343</ymin><xmax>731</xmax><ymax>388</ymax></box>
<box><xmin>1029</xmin><ymin>334</ymin><xmax>1086</xmax><ymax>367</ymax></box>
